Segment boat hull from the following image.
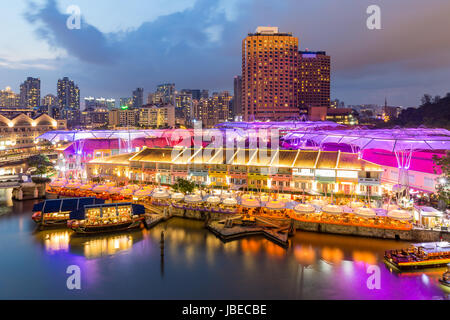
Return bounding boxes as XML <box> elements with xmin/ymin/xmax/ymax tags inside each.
<box><xmin>70</xmin><ymin>219</ymin><xmax>144</xmax><ymax>235</ymax></box>
<box><xmin>384</xmin><ymin>256</ymin><xmax>450</xmax><ymax>270</ymax></box>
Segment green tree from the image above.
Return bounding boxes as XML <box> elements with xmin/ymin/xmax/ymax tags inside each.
<box><xmin>27</xmin><ymin>154</ymin><xmax>55</xmax><ymax>177</ymax></box>
<box><xmin>433</xmin><ymin>151</ymin><xmax>450</xmax><ymax>208</ymax></box>
<box><xmin>172</xmin><ymin>178</ymin><xmax>196</xmax><ymax>194</ymax></box>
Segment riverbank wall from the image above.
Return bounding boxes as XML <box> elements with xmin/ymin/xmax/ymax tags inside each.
<box><xmin>293</xmin><ymin>220</ymin><xmax>450</xmax><ymax>242</ymax></box>
<box><xmin>12</xmin><ymin>183</ymin><xmax>46</xmax><ymax>200</ymax></box>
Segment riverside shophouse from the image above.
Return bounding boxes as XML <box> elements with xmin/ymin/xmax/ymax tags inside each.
<box><xmin>86</xmin><ymin>146</ymin><xmax>383</xmax><ymax>196</ymax></box>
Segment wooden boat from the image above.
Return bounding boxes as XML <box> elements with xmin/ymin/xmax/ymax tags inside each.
<box><xmin>67</xmin><ymin>202</ymin><xmax>146</xmax><ymax>234</ymax></box>
<box><xmin>32</xmin><ymin>197</ymin><xmax>104</xmax><ymax>228</ymax></box>
<box><xmin>384</xmin><ymin>242</ymin><xmax>450</xmax><ymax>270</ymax></box>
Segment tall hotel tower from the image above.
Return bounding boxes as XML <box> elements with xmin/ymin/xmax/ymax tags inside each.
<box><xmin>298</xmin><ymin>51</ymin><xmax>330</xmax><ymax>120</ymax></box>
<box><xmin>242</xmin><ymin>26</ymin><xmax>299</xmax><ymax>121</ymax></box>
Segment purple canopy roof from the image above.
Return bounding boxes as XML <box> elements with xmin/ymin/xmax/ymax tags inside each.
<box><xmin>283</xmin><ymin>128</ymin><xmax>450</xmax><ymax>152</ymax></box>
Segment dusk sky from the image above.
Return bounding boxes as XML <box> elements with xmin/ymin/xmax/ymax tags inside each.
<box><xmin>1</xmin><ymin>0</ymin><xmax>450</xmax><ymax>107</ymax></box>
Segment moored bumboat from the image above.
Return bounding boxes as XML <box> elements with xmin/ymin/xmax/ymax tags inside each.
<box><xmin>67</xmin><ymin>202</ymin><xmax>146</xmax><ymax>234</ymax></box>
<box><xmin>384</xmin><ymin>242</ymin><xmax>450</xmax><ymax>271</ymax></box>
<box><xmin>32</xmin><ymin>197</ymin><xmax>105</xmax><ymax>228</ymax></box>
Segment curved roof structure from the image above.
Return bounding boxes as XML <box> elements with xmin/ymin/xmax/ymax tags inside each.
<box><xmin>283</xmin><ymin>128</ymin><xmax>450</xmax><ymax>152</ymax></box>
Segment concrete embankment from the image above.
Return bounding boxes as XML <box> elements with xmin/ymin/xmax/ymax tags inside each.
<box><xmin>12</xmin><ymin>183</ymin><xmax>46</xmax><ymax>200</ymax></box>
<box><xmin>293</xmin><ymin>220</ymin><xmax>450</xmax><ymax>242</ymax></box>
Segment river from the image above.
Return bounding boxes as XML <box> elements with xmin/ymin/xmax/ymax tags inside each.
<box><xmin>0</xmin><ymin>188</ymin><xmax>448</xmax><ymax>300</ymax></box>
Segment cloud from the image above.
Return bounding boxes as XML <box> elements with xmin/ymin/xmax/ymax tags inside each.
<box><xmin>0</xmin><ymin>56</ymin><xmax>57</xmax><ymax>70</ymax></box>
<box><xmin>24</xmin><ymin>0</ymin><xmax>117</xmax><ymax>64</ymax></box>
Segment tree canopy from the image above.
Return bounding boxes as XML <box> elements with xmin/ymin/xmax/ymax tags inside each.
<box><xmin>433</xmin><ymin>150</ymin><xmax>450</xmax><ymax>207</ymax></box>
<box><xmin>393</xmin><ymin>93</ymin><xmax>450</xmax><ymax>129</ymax></box>
<box><xmin>27</xmin><ymin>154</ymin><xmax>55</xmax><ymax>177</ymax></box>
<box><xmin>172</xmin><ymin>178</ymin><xmax>196</xmax><ymax>194</ymax></box>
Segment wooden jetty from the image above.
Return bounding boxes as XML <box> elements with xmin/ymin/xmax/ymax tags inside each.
<box><xmin>207</xmin><ymin>215</ymin><xmax>291</xmax><ymax>248</ymax></box>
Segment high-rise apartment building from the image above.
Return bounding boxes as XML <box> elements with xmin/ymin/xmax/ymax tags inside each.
<box><xmin>156</xmin><ymin>83</ymin><xmax>175</xmax><ymax>105</ymax></box>
<box><xmin>0</xmin><ymin>87</ymin><xmax>20</xmax><ymax>108</ymax></box>
<box><xmin>298</xmin><ymin>50</ymin><xmax>330</xmax><ymax>113</ymax></box>
<box><xmin>57</xmin><ymin>77</ymin><xmax>80</xmax><ymax>127</ymax></box>
<box><xmin>233</xmin><ymin>75</ymin><xmax>242</xmax><ymax>120</ymax></box>
<box><xmin>242</xmin><ymin>26</ymin><xmax>299</xmax><ymax>121</ymax></box>
<box><xmin>181</xmin><ymin>89</ymin><xmax>201</xmax><ymax>101</ymax></box>
<box><xmin>132</xmin><ymin>88</ymin><xmax>144</xmax><ymax>108</ymax></box>
<box><xmin>176</xmin><ymin>91</ymin><xmax>193</xmax><ymax>122</ymax></box>
<box><xmin>120</xmin><ymin>97</ymin><xmax>133</xmax><ymax>108</ymax></box>
<box><xmin>138</xmin><ymin>104</ymin><xmax>175</xmax><ymax>128</ymax></box>
<box><xmin>42</xmin><ymin>94</ymin><xmax>57</xmax><ymax>108</ymax></box>
<box><xmin>194</xmin><ymin>91</ymin><xmax>231</xmax><ymax>128</ymax></box>
<box><xmin>19</xmin><ymin>77</ymin><xmax>40</xmax><ymax>109</ymax></box>
<box><xmin>200</xmin><ymin>90</ymin><xmax>209</xmax><ymax>100</ymax></box>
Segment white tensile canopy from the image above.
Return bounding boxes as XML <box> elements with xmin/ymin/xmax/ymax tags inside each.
<box><xmin>49</xmin><ymin>179</ymin><xmax>67</xmax><ymax>187</ymax></box>
<box><xmin>184</xmin><ymin>194</ymin><xmax>203</xmax><ymax>203</ymax></box>
<box><xmin>265</xmin><ymin>200</ymin><xmax>286</xmax><ymax>210</ymax></box>
<box><xmin>223</xmin><ymin>197</ymin><xmax>238</xmax><ymax>206</ymax></box>
<box><xmin>80</xmin><ymin>184</ymin><xmax>94</xmax><ymax>190</ymax></box>
<box><xmin>92</xmin><ymin>185</ymin><xmax>109</xmax><ymax>193</ymax></box>
<box><xmin>206</xmin><ymin>196</ymin><xmax>221</xmax><ymax>204</ymax></box>
<box><xmin>134</xmin><ymin>189</ymin><xmax>152</xmax><ymax>197</ymax></box>
<box><xmin>120</xmin><ymin>188</ymin><xmax>134</xmax><ymax>196</ymax></box>
<box><xmin>322</xmin><ymin>205</ymin><xmax>344</xmax><ymax>214</ymax></box>
<box><xmin>294</xmin><ymin>203</ymin><xmax>316</xmax><ymax>214</ymax></box>
<box><xmin>108</xmin><ymin>186</ymin><xmax>123</xmax><ymax>194</ymax></box>
<box><xmin>387</xmin><ymin>209</ymin><xmax>413</xmax><ymax>221</ymax></box>
<box><xmin>171</xmin><ymin>192</ymin><xmax>185</xmax><ymax>200</ymax></box>
<box><xmin>350</xmin><ymin>201</ymin><xmax>365</xmax><ymax>209</ymax></box>
<box><xmin>241</xmin><ymin>198</ymin><xmax>261</xmax><ymax>208</ymax></box>
<box><xmin>354</xmin><ymin>207</ymin><xmax>377</xmax><ymax>218</ymax></box>
<box><xmin>152</xmin><ymin>188</ymin><xmax>170</xmax><ymax>199</ymax></box>
<box><xmin>65</xmin><ymin>182</ymin><xmax>82</xmax><ymax>189</ymax></box>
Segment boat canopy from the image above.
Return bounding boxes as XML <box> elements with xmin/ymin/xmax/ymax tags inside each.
<box><xmin>33</xmin><ymin>197</ymin><xmax>104</xmax><ymax>216</ymax></box>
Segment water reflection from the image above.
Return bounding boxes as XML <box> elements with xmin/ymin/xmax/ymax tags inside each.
<box><xmin>43</xmin><ymin>231</ymin><xmax>70</xmax><ymax>254</ymax></box>
<box><xmin>0</xmin><ymin>197</ymin><xmax>448</xmax><ymax>299</ymax></box>
<box><xmin>33</xmin><ymin>228</ymin><xmax>145</xmax><ymax>259</ymax></box>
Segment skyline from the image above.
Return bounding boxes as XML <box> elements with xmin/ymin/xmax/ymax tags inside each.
<box><xmin>1</xmin><ymin>0</ymin><xmax>450</xmax><ymax>107</ymax></box>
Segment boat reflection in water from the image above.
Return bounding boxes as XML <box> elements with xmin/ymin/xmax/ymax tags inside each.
<box><xmin>41</xmin><ymin>230</ymin><xmax>70</xmax><ymax>254</ymax></box>
<box><xmin>35</xmin><ymin>228</ymin><xmax>145</xmax><ymax>259</ymax></box>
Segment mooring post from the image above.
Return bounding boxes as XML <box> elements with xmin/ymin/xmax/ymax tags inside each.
<box><xmin>160</xmin><ymin>230</ymin><xmax>165</xmax><ymax>256</ymax></box>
